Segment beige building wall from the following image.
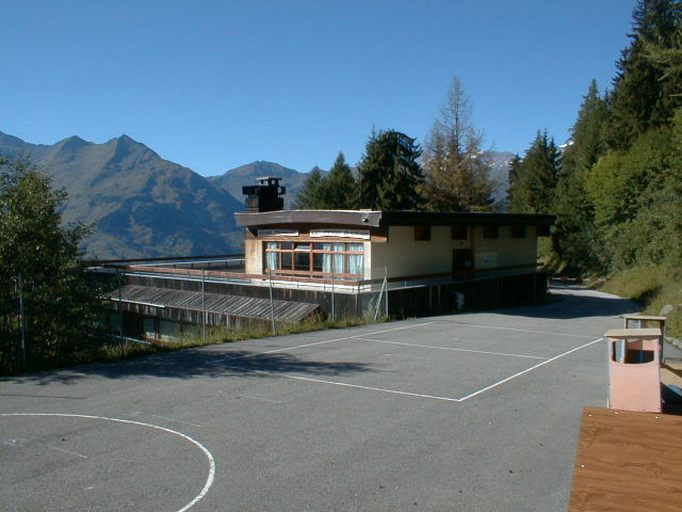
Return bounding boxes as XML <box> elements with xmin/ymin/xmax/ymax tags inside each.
<box><xmin>370</xmin><ymin>226</ymin><xmax>468</xmax><ymax>279</ymax></box>
<box><xmin>370</xmin><ymin>225</ymin><xmax>538</xmax><ymax>279</ymax></box>
<box><xmin>472</xmin><ymin>225</ymin><xmax>538</xmax><ymax>269</ymax></box>
<box><xmin>245</xmin><ymin>225</ymin><xmax>539</xmax><ymax>280</ymax></box>
<box><xmin>244</xmin><ymin>237</ymin><xmax>262</xmax><ymax>275</ymax></box>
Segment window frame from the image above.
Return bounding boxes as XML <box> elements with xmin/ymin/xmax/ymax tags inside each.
<box><xmin>414</xmin><ymin>225</ymin><xmax>431</xmax><ymax>241</ymax></box>
<box><xmin>483</xmin><ymin>225</ymin><xmax>499</xmax><ymax>239</ymax></box>
<box><xmin>451</xmin><ymin>225</ymin><xmax>468</xmax><ymax>240</ymax></box>
<box><xmin>510</xmin><ymin>225</ymin><xmax>526</xmax><ymax>238</ymax></box>
<box><xmin>263</xmin><ymin>240</ymin><xmax>365</xmax><ymax>278</ymax></box>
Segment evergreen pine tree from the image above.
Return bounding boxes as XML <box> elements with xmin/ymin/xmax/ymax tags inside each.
<box><xmin>293</xmin><ymin>167</ymin><xmax>326</xmax><ymax>209</ymax></box>
<box><xmin>506</xmin><ymin>154</ymin><xmax>522</xmax><ymax>210</ymax></box>
<box><xmin>508</xmin><ymin>131</ymin><xmax>560</xmax><ymax>214</ymax></box>
<box><xmin>552</xmin><ymin>81</ymin><xmax>609</xmax><ymax>272</ymax></box>
<box><xmin>605</xmin><ymin>0</ymin><xmax>682</xmax><ymax>150</ymax></box>
<box><xmin>357</xmin><ymin>129</ymin><xmax>424</xmax><ymax>210</ymax></box>
<box><xmin>323</xmin><ymin>152</ymin><xmax>357</xmax><ymax>209</ymax></box>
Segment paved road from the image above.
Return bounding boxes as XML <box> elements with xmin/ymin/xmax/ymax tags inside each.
<box><xmin>1</xmin><ymin>287</ymin><xmax>674</xmax><ymax>511</ymax></box>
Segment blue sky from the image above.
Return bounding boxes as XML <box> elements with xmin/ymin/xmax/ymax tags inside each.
<box><xmin>2</xmin><ymin>1</ymin><xmax>634</xmax><ymax>176</ymax></box>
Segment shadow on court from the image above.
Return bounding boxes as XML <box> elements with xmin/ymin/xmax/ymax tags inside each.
<box><xmin>1</xmin><ymin>349</ymin><xmax>375</xmax><ymax>386</ymax></box>
<box><xmin>492</xmin><ymin>285</ymin><xmax>641</xmax><ymax>320</ymax></box>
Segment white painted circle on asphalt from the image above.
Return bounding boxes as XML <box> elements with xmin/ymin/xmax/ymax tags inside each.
<box><xmin>0</xmin><ymin>412</ymin><xmax>215</xmax><ymax>512</ymax></box>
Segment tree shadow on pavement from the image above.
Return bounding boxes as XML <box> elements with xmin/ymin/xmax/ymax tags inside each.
<box><xmin>1</xmin><ymin>348</ymin><xmax>375</xmax><ymax>386</ymax></box>
<box><xmin>493</xmin><ymin>285</ymin><xmax>642</xmax><ymax>320</ymax></box>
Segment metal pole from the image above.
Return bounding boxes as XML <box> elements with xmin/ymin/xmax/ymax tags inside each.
<box><xmin>18</xmin><ymin>274</ymin><xmax>26</xmax><ymax>369</ymax></box>
<box><xmin>384</xmin><ymin>265</ymin><xmax>389</xmax><ymax>318</ymax></box>
<box><xmin>268</xmin><ymin>270</ymin><xmax>276</xmax><ymax>335</ymax></box>
<box><xmin>331</xmin><ymin>253</ymin><xmax>336</xmax><ymax>322</ymax></box>
<box><xmin>374</xmin><ymin>270</ymin><xmax>387</xmax><ymax>322</ymax></box>
<box><xmin>201</xmin><ymin>269</ymin><xmax>206</xmax><ymax>342</ymax></box>
<box><xmin>118</xmin><ymin>270</ymin><xmax>123</xmax><ymax>339</ymax></box>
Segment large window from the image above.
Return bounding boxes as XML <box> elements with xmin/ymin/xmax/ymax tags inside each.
<box><xmin>265</xmin><ymin>241</ymin><xmax>364</xmax><ymax>277</ymax></box>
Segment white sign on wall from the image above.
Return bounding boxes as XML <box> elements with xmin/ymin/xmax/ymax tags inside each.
<box><xmin>310</xmin><ymin>229</ymin><xmax>370</xmax><ymax>239</ymax></box>
<box><xmin>257</xmin><ymin>229</ymin><xmax>299</xmax><ymax>237</ymax></box>
<box><xmin>475</xmin><ymin>252</ymin><xmax>497</xmax><ymax>269</ymax></box>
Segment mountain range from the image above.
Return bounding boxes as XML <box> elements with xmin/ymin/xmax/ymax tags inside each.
<box><xmin>0</xmin><ymin>131</ymin><xmax>514</xmax><ymax>259</ymax></box>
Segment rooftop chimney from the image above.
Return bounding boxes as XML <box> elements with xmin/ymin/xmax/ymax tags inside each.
<box><xmin>242</xmin><ymin>176</ymin><xmax>286</xmax><ymax>212</ymax></box>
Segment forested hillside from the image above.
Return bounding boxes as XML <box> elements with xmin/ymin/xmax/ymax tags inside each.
<box><xmin>507</xmin><ymin>0</ymin><xmax>682</xmax><ymax>336</ymax></box>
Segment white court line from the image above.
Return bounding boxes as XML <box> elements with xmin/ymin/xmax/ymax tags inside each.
<box><xmin>353</xmin><ymin>337</ymin><xmax>548</xmax><ymax>360</ymax></box>
<box><xmin>45</xmin><ymin>444</ymin><xmax>89</xmax><ymax>459</ymax></box>
<box><xmin>437</xmin><ymin>320</ymin><xmax>597</xmax><ymax>339</ymax></box>
<box><xmin>247</xmin><ymin>334</ymin><xmax>353</xmax><ymax>357</ymax></box>
<box><xmin>227</xmin><ymin>337</ymin><xmax>604</xmax><ymax>404</ymax></box>
<box><xmin>457</xmin><ymin>337</ymin><xmax>604</xmax><ymax>401</ymax></box>
<box><xmin>248</xmin><ymin>321</ymin><xmax>436</xmax><ymax>357</ymax></box>
<box><xmin>237</xmin><ymin>368</ymin><xmax>461</xmax><ymax>402</ymax></box>
<box><xmin>0</xmin><ymin>413</ymin><xmax>215</xmax><ymax>512</ymax></box>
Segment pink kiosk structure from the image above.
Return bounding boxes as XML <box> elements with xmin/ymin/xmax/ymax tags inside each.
<box><xmin>605</xmin><ymin>327</ymin><xmax>663</xmax><ymax>413</ymax></box>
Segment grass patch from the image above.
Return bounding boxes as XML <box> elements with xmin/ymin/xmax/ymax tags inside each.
<box><xmin>2</xmin><ymin>315</ymin><xmax>385</xmax><ymax>376</ymax></box>
<box><xmin>600</xmin><ymin>265</ymin><xmax>682</xmax><ymax>338</ymax></box>
<box><xmin>170</xmin><ymin>314</ymin><xmax>378</xmax><ymax>349</ymax></box>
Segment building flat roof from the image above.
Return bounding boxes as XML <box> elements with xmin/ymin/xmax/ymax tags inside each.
<box><xmin>235</xmin><ymin>209</ymin><xmax>555</xmax><ymax>229</ymax></box>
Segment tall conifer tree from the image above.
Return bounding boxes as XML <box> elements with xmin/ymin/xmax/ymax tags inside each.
<box><xmin>293</xmin><ymin>167</ymin><xmax>326</xmax><ymax>209</ymax></box>
<box><xmin>323</xmin><ymin>152</ymin><xmax>357</xmax><ymax>209</ymax></box>
<box><xmin>508</xmin><ymin>131</ymin><xmax>560</xmax><ymax>214</ymax></box>
<box><xmin>552</xmin><ymin>81</ymin><xmax>609</xmax><ymax>272</ymax></box>
<box><xmin>605</xmin><ymin>0</ymin><xmax>682</xmax><ymax>150</ymax></box>
<box><xmin>357</xmin><ymin>130</ymin><xmax>424</xmax><ymax>210</ymax></box>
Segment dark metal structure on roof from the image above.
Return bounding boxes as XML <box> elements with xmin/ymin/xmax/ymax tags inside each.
<box><xmin>242</xmin><ymin>176</ymin><xmax>286</xmax><ymax>213</ymax></box>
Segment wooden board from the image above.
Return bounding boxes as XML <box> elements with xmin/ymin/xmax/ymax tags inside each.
<box><xmin>605</xmin><ymin>328</ymin><xmax>661</xmax><ymax>339</ymax></box>
<box><xmin>568</xmin><ymin>407</ymin><xmax>682</xmax><ymax>512</ymax></box>
<box><xmin>622</xmin><ymin>314</ymin><xmax>667</xmax><ymax>321</ymax></box>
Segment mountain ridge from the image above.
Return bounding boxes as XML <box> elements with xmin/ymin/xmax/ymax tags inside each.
<box><xmin>0</xmin><ymin>130</ymin><xmax>514</xmax><ymax>258</ymax></box>
<box><xmin>0</xmin><ymin>131</ymin><xmax>245</xmax><ymax>259</ymax></box>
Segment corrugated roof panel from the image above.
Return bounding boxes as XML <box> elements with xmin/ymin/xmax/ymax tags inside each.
<box><xmin>106</xmin><ymin>285</ymin><xmax>319</xmax><ymax>322</ymax></box>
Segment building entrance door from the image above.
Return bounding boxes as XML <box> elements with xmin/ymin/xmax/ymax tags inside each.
<box><xmin>453</xmin><ymin>249</ymin><xmax>473</xmax><ymax>275</ymax></box>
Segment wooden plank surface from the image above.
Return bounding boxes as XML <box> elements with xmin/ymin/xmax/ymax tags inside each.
<box><xmin>568</xmin><ymin>407</ymin><xmax>682</xmax><ymax>512</ymax></box>
<box><xmin>622</xmin><ymin>314</ymin><xmax>667</xmax><ymax>321</ymax></box>
<box><xmin>604</xmin><ymin>328</ymin><xmax>661</xmax><ymax>338</ymax></box>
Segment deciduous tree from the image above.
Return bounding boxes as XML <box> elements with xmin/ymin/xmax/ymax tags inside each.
<box><xmin>423</xmin><ymin>76</ymin><xmax>493</xmax><ymax>211</ymax></box>
<box><xmin>0</xmin><ymin>158</ymin><xmax>102</xmax><ymax>373</ymax></box>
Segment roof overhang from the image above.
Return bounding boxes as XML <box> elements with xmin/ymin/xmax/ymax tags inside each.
<box><xmin>235</xmin><ymin>209</ymin><xmax>555</xmax><ymax>229</ymax></box>
<box><xmin>235</xmin><ymin>210</ymin><xmax>383</xmax><ymax>228</ymax></box>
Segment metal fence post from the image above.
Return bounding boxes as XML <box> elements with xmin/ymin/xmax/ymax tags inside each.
<box><xmin>268</xmin><ymin>270</ymin><xmax>276</xmax><ymax>335</ymax></box>
<box><xmin>384</xmin><ymin>265</ymin><xmax>389</xmax><ymax>318</ymax></box>
<box><xmin>118</xmin><ymin>269</ymin><xmax>123</xmax><ymax>339</ymax></box>
<box><xmin>331</xmin><ymin>255</ymin><xmax>336</xmax><ymax>322</ymax></box>
<box><xmin>201</xmin><ymin>269</ymin><xmax>207</xmax><ymax>342</ymax></box>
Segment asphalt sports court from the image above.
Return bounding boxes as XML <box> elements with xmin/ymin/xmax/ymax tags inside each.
<box><xmin>1</xmin><ymin>289</ymin><xmax>631</xmax><ymax>511</ymax></box>
<box><xmin>219</xmin><ymin>316</ymin><xmax>603</xmax><ymax>404</ymax></box>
